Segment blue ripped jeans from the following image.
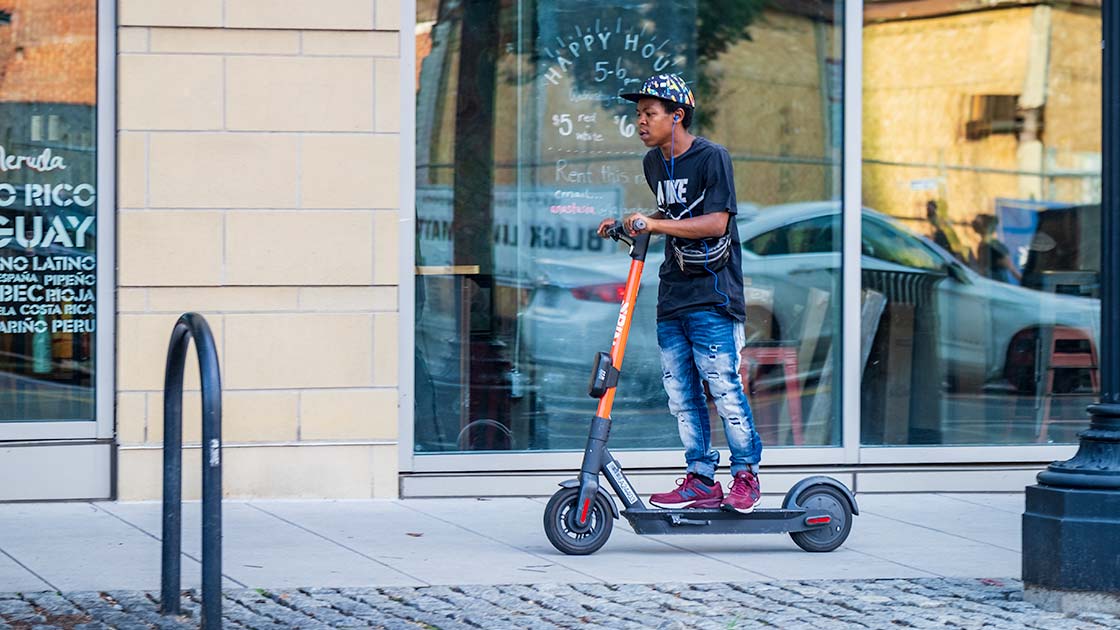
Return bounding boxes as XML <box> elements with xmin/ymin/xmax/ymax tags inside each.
<box><xmin>657</xmin><ymin>309</ymin><xmax>762</xmax><ymax>478</ymax></box>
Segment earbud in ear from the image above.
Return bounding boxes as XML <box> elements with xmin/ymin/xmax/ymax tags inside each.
<box><xmin>674</xmin><ymin>115</ymin><xmax>680</xmax><ymax>122</ymax></box>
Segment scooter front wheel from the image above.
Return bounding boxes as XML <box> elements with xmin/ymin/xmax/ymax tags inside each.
<box><xmin>543</xmin><ymin>487</ymin><xmax>613</xmax><ymax>555</ymax></box>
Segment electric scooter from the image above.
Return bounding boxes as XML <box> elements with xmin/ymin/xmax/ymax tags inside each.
<box><xmin>543</xmin><ymin>219</ymin><xmax>858</xmax><ymax>555</ymax></box>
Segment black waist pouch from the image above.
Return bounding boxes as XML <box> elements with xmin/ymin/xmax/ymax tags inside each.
<box><xmin>671</xmin><ymin>233</ymin><xmax>732</xmax><ymax>276</ymax></box>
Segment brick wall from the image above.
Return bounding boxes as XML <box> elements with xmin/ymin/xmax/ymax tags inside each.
<box><xmin>114</xmin><ymin>0</ymin><xmax>402</xmax><ymax>499</ymax></box>
<box><xmin>863</xmin><ymin>5</ymin><xmax>1101</xmax><ymax>234</ymax></box>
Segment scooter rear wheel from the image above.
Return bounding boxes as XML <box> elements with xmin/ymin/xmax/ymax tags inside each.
<box><xmin>543</xmin><ymin>487</ymin><xmax>613</xmax><ymax>555</ymax></box>
<box><xmin>789</xmin><ymin>485</ymin><xmax>853</xmax><ymax>552</ymax></box>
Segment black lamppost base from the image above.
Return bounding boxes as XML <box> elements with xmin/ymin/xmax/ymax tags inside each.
<box><xmin>1022</xmin><ymin>404</ymin><xmax>1120</xmax><ymax>613</ymax></box>
<box><xmin>1023</xmin><ymin>485</ymin><xmax>1120</xmax><ymax>612</ymax></box>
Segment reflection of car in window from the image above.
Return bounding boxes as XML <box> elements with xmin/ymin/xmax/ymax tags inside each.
<box><xmin>514</xmin><ymin>201</ymin><xmax>1101</xmax><ymax>450</ymax></box>
<box><xmin>861</xmin><ymin>217</ymin><xmax>943</xmax><ymax>272</ymax></box>
<box><xmin>745</xmin><ymin>214</ymin><xmax>837</xmax><ymax>257</ymax></box>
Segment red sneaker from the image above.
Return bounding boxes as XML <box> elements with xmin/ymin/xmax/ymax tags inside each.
<box><xmin>650</xmin><ymin>473</ymin><xmax>724</xmax><ymax>509</ymax></box>
<box><xmin>722</xmin><ymin>471</ymin><xmax>761</xmax><ymax>513</ymax></box>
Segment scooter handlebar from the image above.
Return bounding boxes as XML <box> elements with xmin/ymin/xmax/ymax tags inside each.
<box><xmin>602</xmin><ymin>219</ymin><xmax>650</xmax><ymax>261</ymax></box>
<box><xmin>603</xmin><ymin>220</ymin><xmax>628</xmax><ymax>241</ymax></box>
<box><xmin>603</xmin><ymin>218</ymin><xmax>647</xmax><ymax>241</ymax></box>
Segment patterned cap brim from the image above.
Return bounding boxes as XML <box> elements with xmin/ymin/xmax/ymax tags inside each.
<box><xmin>618</xmin><ymin>73</ymin><xmax>696</xmax><ymax>108</ymax></box>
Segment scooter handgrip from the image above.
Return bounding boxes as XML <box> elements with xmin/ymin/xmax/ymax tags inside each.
<box><xmin>632</xmin><ymin>218</ymin><xmax>647</xmax><ymax>232</ymax></box>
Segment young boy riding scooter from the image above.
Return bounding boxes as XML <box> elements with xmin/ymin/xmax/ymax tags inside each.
<box><xmin>597</xmin><ymin>73</ymin><xmax>763</xmax><ymax>513</ymax></box>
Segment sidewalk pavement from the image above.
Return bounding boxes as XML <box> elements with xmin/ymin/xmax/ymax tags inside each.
<box><xmin>0</xmin><ymin>492</ymin><xmax>1117</xmax><ymax>629</ymax></box>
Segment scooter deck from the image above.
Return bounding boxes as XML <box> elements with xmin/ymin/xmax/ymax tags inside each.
<box><xmin>622</xmin><ymin>506</ymin><xmax>821</xmax><ymax>535</ymax></box>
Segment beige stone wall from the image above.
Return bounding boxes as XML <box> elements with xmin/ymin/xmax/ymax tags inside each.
<box><xmin>115</xmin><ymin>0</ymin><xmax>402</xmax><ymax>499</ymax></box>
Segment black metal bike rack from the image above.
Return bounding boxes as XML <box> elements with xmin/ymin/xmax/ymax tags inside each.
<box><xmin>159</xmin><ymin>312</ymin><xmax>223</xmax><ymax>629</ymax></box>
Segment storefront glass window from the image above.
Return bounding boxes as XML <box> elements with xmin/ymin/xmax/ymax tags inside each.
<box><xmin>861</xmin><ymin>2</ymin><xmax>1102</xmax><ymax>445</ymax></box>
<box><xmin>415</xmin><ymin>0</ymin><xmax>843</xmax><ymax>453</ymax></box>
<box><xmin>0</xmin><ymin>0</ymin><xmax>98</xmax><ymax>423</ymax></box>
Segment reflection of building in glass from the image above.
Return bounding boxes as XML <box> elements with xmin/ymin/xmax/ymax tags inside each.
<box><xmin>863</xmin><ymin>1</ymin><xmax>1101</xmax><ymax>260</ymax></box>
<box><xmin>0</xmin><ymin>0</ymin><xmax>97</xmax><ymax>422</ymax></box>
<box><xmin>861</xmin><ymin>0</ymin><xmax>1103</xmax><ymax>448</ymax></box>
<box><xmin>413</xmin><ymin>1</ymin><xmax>845</xmax><ymax>453</ymax></box>
<box><xmin>704</xmin><ymin>3</ymin><xmax>842</xmax><ymax>205</ymax></box>
<box><xmin>0</xmin><ymin>0</ymin><xmax>96</xmax><ymax>102</ymax></box>
<box><xmin>416</xmin><ymin>2</ymin><xmax>841</xmax><ymax>207</ymax></box>
<box><xmin>0</xmin><ymin>0</ymin><xmax>96</xmax><ymax>173</ymax></box>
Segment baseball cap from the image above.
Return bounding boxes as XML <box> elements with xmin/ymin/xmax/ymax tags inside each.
<box><xmin>619</xmin><ymin>73</ymin><xmax>696</xmax><ymax>109</ymax></box>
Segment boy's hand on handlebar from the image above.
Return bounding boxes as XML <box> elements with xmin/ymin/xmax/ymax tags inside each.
<box><xmin>597</xmin><ymin>215</ymin><xmax>655</xmax><ymax>240</ymax></box>
<box><xmin>596</xmin><ymin>217</ymin><xmax>618</xmax><ymax>239</ymax></box>
<box><xmin>625</xmin><ymin>213</ymin><xmax>655</xmax><ymax>236</ymax></box>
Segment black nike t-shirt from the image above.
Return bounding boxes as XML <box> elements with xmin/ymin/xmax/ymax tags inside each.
<box><xmin>642</xmin><ymin>136</ymin><xmax>746</xmax><ymax>322</ymax></box>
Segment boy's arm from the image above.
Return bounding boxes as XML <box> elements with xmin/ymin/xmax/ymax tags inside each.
<box><xmin>598</xmin><ymin>210</ymin><xmax>667</xmax><ymax>238</ymax></box>
<box><xmin>625</xmin><ymin>211</ymin><xmax>728</xmax><ymax>239</ymax></box>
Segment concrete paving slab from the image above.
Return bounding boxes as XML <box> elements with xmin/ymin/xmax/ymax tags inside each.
<box><xmin>843</xmin><ymin>511</ymin><xmax>1021</xmax><ymax>578</ymax></box>
<box><xmin>937</xmin><ymin>492</ymin><xmax>1025</xmax><ymax>515</ymax></box>
<box><xmin>641</xmin><ymin>537</ymin><xmax>938</xmax><ymax>580</ymax></box>
<box><xmin>609</xmin><ymin>497</ymin><xmax>1021</xmax><ymax>582</ymax></box>
<box><xmin>99</xmin><ymin>501</ymin><xmax>423</xmax><ymax>589</ymax></box>
<box><xmin>858</xmin><ymin>493</ymin><xmax>1022</xmax><ymax>552</ymax></box>
<box><xmin>0</xmin><ymin>502</ymin><xmax>167</xmax><ymax>591</ymax></box>
<box><xmin>611</xmin><ymin>497</ymin><xmax>938</xmax><ymax>581</ymax></box>
<box><xmin>252</xmin><ymin>499</ymin><xmax>599</xmax><ymax>586</ymax></box>
<box><xmin>418</xmin><ymin>496</ymin><xmax>772</xmax><ymax>584</ymax></box>
<box><xmin>0</xmin><ymin>547</ymin><xmax>50</xmax><ymax>592</ymax></box>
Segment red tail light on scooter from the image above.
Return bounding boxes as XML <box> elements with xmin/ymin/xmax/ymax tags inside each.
<box><xmin>571</xmin><ymin>283</ymin><xmax>627</xmax><ymax>303</ymax></box>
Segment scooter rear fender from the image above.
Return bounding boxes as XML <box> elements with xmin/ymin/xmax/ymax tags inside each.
<box><xmin>781</xmin><ymin>475</ymin><xmax>859</xmax><ymax>515</ymax></box>
<box><xmin>559</xmin><ymin>479</ymin><xmax>620</xmax><ymax>519</ymax></box>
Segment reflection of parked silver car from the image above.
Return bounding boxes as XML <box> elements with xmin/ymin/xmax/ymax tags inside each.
<box><xmin>521</xmin><ymin>201</ymin><xmax>1100</xmax><ymax>449</ymax></box>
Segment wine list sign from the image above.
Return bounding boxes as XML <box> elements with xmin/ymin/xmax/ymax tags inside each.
<box><xmin>0</xmin><ymin>143</ymin><xmax>97</xmax><ymax>375</ymax></box>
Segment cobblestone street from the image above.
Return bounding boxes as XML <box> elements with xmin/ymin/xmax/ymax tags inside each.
<box><xmin>3</xmin><ymin>578</ymin><xmax>1120</xmax><ymax>630</ymax></box>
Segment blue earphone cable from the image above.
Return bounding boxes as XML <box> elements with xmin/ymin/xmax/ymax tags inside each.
<box><xmin>703</xmin><ymin>239</ymin><xmax>732</xmax><ymax>308</ymax></box>
<box><xmin>661</xmin><ymin>119</ymin><xmax>676</xmax><ymax>186</ymax></box>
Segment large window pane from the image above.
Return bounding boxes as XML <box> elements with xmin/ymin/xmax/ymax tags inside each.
<box><xmin>861</xmin><ymin>2</ymin><xmax>1102</xmax><ymax>446</ymax></box>
<box><xmin>0</xmin><ymin>0</ymin><xmax>98</xmax><ymax>423</ymax></box>
<box><xmin>415</xmin><ymin>0</ymin><xmax>843</xmax><ymax>453</ymax></box>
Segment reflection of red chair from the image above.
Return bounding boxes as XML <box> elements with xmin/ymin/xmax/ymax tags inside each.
<box><xmin>1037</xmin><ymin>326</ymin><xmax>1099</xmax><ymax>443</ymax></box>
<box><xmin>741</xmin><ymin>341</ymin><xmax>803</xmax><ymax>446</ymax></box>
